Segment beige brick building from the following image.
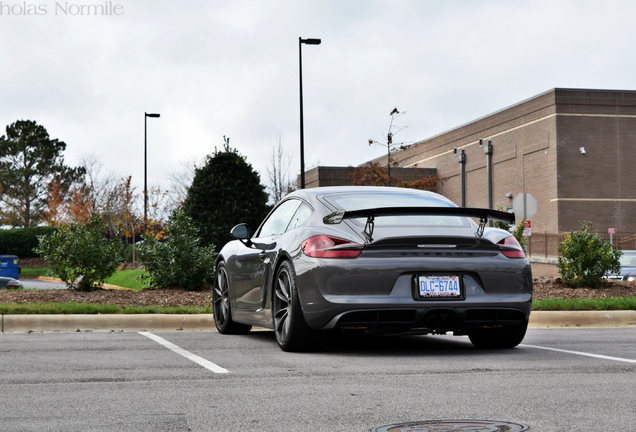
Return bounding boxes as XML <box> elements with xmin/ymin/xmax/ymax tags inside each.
<box><xmin>368</xmin><ymin>88</ymin><xmax>636</xmax><ymax>236</ymax></box>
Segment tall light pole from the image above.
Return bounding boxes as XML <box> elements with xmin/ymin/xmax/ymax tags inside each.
<box><xmin>144</xmin><ymin>112</ymin><xmax>160</xmax><ymax>229</ymax></box>
<box><xmin>299</xmin><ymin>37</ymin><xmax>321</xmax><ymax>189</ymax></box>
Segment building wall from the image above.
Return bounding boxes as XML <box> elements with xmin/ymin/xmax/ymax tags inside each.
<box><xmin>555</xmin><ymin>90</ymin><xmax>636</xmax><ymax>232</ymax></box>
<box><xmin>378</xmin><ymin>89</ymin><xmax>560</xmax><ymax>233</ymax></box>
<box><xmin>375</xmin><ymin>88</ymin><xmax>636</xmax><ymax>234</ymax></box>
<box><xmin>304</xmin><ymin>166</ymin><xmax>354</xmax><ymax>189</ymax></box>
<box><xmin>303</xmin><ymin>166</ymin><xmax>437</xmax><ymax>189</ymax></box>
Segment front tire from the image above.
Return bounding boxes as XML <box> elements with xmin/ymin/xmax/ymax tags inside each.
<box><xmin>272</xmin><ymin>261</ymin><xmax>325</xmax><ymax>352</ymax></box>
<box><xmin>213</xmin><ymin>263</ymin><xmax>251</xmax><ymax>335</ymax></box>
<box><xmin>468</xmin><ymin>320</ymin><xmax>528</xmax><ymax>349</ymax></box>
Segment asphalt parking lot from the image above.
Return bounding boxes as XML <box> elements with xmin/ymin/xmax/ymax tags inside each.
<box><xmin>1</xmin><ymin>328</ymin><xmax>634</xmax><ymax>431</ymax></box>
<box><xmin>18</xmin><ymin>278</ymin><xmax>67</xmax><ymax>290</ymax></box>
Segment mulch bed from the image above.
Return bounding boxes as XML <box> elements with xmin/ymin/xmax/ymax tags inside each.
<box><xmin>531</xmin><ymin>277</ymin><xmax>636</xmax><ymax>300</ymax></box>
<box><xmin>0</xmin><ymin>287</ymin><xmax>214</xmax><ymax>308</ymax></box>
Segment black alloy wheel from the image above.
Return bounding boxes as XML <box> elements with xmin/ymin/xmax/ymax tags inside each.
<box><xmin>468</xmin><ymin>320</ymin><xmax>528</xmax><ymax>349</ymax></box>
<box><xmin>272</xmin><ymin>260</ymin><xmax>325</xmax><ymax>352</ymax></box>
<box><xmin>213</xmin><ymin>263</ymin><xmax>251</xmax><ymax>334</ymax></box>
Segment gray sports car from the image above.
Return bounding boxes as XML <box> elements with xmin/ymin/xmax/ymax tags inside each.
<box><xmin>213</xmin><ymin>186</ymin><xmax>532</xmax><ymax>352</ymax></box>
<box><xmin>0</xmin><ymin>276</ymin><xmax>23</xmax><ymax>289</ymax></box>
<box><xmin>607</xmin><ymin>250</ymin><xmax>636</xmax><ymax>281</ymax></box>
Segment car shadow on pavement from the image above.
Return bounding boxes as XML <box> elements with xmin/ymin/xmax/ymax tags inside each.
<box><xmin>326</xmin><ymin>333</ymin><xmax>474</xmax><ymax>356</ymax></box>
<box><xmin>240</xmin><ymin>330</ymin><xmax>527</xmax><ymax>357</ymax></box>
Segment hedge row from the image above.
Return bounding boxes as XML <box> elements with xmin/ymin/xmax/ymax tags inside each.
<box><xmin>0</xmin><ymin>227</ymin><xmax>57</xmax><ymax>258</ymax></box>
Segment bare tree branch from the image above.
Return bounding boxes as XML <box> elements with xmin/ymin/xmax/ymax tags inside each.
<box><xmin>266</xmin><ymin>133</ymin><xmax>294</xmax><ymax>203</ymax></box>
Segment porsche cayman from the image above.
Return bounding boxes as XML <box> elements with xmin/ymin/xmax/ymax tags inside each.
<box><xmin>213</xmin><ymin>186</ymin><xmax>532</xmax><ymax>351</ymax></box>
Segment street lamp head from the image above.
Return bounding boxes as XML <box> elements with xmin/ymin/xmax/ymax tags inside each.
<box><xmin>145</xmin><ymin>113</ymin><xmax>160</xmax><ymax>118</ymax></box>
<box><xmin>300</xmin><ymin>38</ymin><xmax>321</xmax><ymax>45</ymax></box>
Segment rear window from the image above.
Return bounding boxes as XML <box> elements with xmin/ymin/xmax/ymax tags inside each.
<box><xmin>323</xmin><ymin>192</ymin><xmax>470</xmax><ymax>227</ymax></box>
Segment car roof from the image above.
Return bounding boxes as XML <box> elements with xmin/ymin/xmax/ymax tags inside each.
<box><xmin>287</xmin><ymin>186</ymin><xmax>448</xmax><ymax>201</ymax></box>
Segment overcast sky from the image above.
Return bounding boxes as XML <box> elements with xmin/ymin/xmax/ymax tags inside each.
<box><xmin>2</xmin><ymin>0</ymin><xmax>635</xmax><ymax>198</ymax></box>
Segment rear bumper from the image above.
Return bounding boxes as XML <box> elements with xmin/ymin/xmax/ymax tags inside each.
<box><xmin>319</xmin><ymin>305</ymin><xmax>530</xmax><ymax>333</ymax></box>
<box><xmin>294</xmin><ymin>255</ymin><xmax>532</xmax><ymax>331</ymax></box>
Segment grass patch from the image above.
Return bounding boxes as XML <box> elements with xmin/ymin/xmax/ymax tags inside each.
<box><xmin>20</xmin><ymin>267</ymin><xmax>148</xmax><ymax>290</ymax></box>
<box><xmin>20</xmin><ymin>267</ymin><xmax>53</xmax><ymax>277</ymax></box>
<box><xmin>533</xmin><ymin>297</ymin><xmax>636</xmax><ymax>311</ymax></box>
<box><xmin>0</xmin><ymin>302</ymin><xmax>213</xmax><ymax>315</ymax></box>
<box><xmin>105</xmin><ymin>270</ymin><xmax>147</xmax><ymax>290</ymax></box>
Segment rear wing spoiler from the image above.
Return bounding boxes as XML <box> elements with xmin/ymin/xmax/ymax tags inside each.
<box><xmin>323</xmin><ymin>206</ymin><xmax>516</xmax><ymax>241</ymax></box>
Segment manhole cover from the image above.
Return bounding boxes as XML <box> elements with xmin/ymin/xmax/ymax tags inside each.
<box><xmin>371</xmin><ymin>419</ymin><xmax>529</xmax><ymax>432</ymax></box>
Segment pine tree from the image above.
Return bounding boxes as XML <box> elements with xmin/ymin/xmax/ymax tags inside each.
<box><xmin>183</xmin><ymin>137</ymin><xmax>270</xmax><ymax>249</ymax></box>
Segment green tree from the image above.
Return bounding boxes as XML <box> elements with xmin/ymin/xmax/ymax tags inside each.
<box><xmin>35</xmin><ymin>213</ymin><xmax>122</xmax><ymax>291</ymax></box>
<box><xmin>0</xmin><ymin>226</ymin><xmax>56</xmax><ymax>258</ymax></box>
<box><xmin>492</xmin><ymin>205</ymin><xmax>527</xmax><ymax>250</ymax></box>
<box><xmin>183</xmin><ymin>137</ymin><xmax>270</xmax><ymax>248</ymax></box>
<box><xmin>557</xmin><ymin>221</ymin><xmax>621</xmax><ymax>288</ymax></box>
<box><xmin>512</xmin><ymin>219</ymin><xmax>528</xmax><ymax>251</ymax></box>
<box><xmin>0</xmin><ymin>120</ymin><xmax>84</xmax><ymax>227</ymax></box>
<box><xmin>138</xmin><ymin>207</ymin><xmax>216</xmax><ymax>290</ymax></box>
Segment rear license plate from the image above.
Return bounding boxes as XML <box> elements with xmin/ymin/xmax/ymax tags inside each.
<box><xmin>417</xmin><ymin>275</ymin><xmax>461</xmax><ymax>298</ymax></box>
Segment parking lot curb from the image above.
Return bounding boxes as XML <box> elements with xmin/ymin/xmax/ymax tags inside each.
<box><xmin>2</xmin><ymin>314</ymin><xmax>215</xmax><ymax>333</ymax></box>
<box><xmin>25</xmin><ymin>276</ymin><xmax>129</xmax><ymax>290</ymax></box>
<box><xmin>529</xmin><ymin>310</ymin><xmax>636</xmax><ymax>328</ymax></box>
<box><xmin>2</xmin><ymin>310</ymin><xmax>635</xmax><ymax>333</ymax></box>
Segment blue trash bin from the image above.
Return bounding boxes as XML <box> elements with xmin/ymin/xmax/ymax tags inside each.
<box><xmin>0</xmin><ymin>255</ymin><xmax>20</xmax><ymax>279</ymax></box>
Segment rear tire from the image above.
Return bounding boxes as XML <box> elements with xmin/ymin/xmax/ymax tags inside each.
<box><xmin>213</xmin><ymin>263</ymin><xmax>252</xmax><ymax>335</ymax></box>
<box><xmin>468</xmin><ymin>320</ymin><xmax>528</xmax><ymax>349</ymax></box>
<box><xmin>272</xmin><ymin>261</ymin><xmax>325</xmax><ymax>352</ymax></box>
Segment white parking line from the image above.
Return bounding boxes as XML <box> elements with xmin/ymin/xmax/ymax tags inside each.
<box><xmin>139</xmin><ymin>332</ymin><xmax>230</xmax><ymax>374</ymax></box>
<box><xmin>521</xmin><ymin>344</ymin><xmax>636</xmax><ymax>364</ymax></box>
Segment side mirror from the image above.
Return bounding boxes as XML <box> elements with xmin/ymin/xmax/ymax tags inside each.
<box><xmin>230</xmin><ymin>223</ymin><xmax>275</xmax><ymax>251</ymax></box>
<box><xmin>230</xmin><ymin>223</ymin><xmax>251</xmax><ymax>240</ymax></box>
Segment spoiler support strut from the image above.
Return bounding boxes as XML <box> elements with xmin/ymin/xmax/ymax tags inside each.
<box><xmin>477</xmin><ymin>216</ymin><xmax>487</xmax><ymax>238</ymax></box>
<box><xmin>364</xmin><ymin>215</ymin><xmax>375</xmax><ymax>242</ymax></box>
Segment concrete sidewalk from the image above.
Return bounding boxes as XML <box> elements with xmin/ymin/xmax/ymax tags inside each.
<box><xmin>2</xmin><ymin>311</ymin><xmax>635</xmax><ymax>334</ymax></box>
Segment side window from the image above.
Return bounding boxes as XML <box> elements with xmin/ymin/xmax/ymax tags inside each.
<box><xmin>257</xmin><ymin>200</ymin><xmax>301</xmax><ymax>238</ymax></box>
<box><xmin>287</xmin><ymin>203</ymin><xmax>313</xmax><ymax>231</ymax></box>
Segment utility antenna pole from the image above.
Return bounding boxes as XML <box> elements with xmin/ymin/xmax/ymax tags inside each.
<box><xmin>369</xmin><ymin>107</ymin><xmax>407</xmax><ymax>178</ymax></box>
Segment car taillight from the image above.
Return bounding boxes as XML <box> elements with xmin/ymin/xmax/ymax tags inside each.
<box><xmin>7</xmin><ymin>280</ymin><xmax>22</xmax><ymax>288</ymax></box>
<box><xmin>497</xmin><ymin>236</ymin><xmax>525</xmax><ymax>259</ymax></box>
<box><xmin>302</xmin><ymin>235</ymin><xmax>364</xmax><ymax>258</ymax></box>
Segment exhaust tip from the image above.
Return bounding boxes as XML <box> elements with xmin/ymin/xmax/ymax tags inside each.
<box><xmin>423</xmin><ymin>310</ymin><xmax>457</xmax><ymax>331</ymax></box>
